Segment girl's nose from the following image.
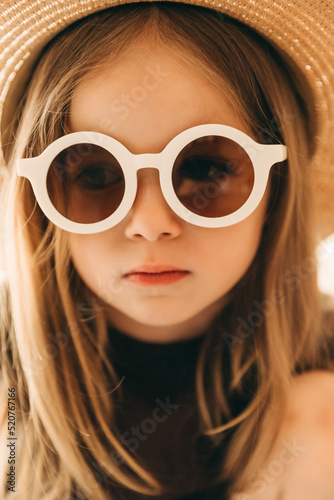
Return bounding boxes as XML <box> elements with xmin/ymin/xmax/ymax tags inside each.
<box><xmin>124</xmin><ymin>169</ymin><xmax>182</xmax><ymax>241</ymax></box>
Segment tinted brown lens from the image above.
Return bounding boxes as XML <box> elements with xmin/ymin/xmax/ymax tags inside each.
<box><xmin>172</xmin><ymin>136</ymin><xmax>254</xmax><ymax>217</ymax></box>
<box><xmin>46</xmin><ymin>144</ymin><xmax>125</xmax><ymax>223</ymax></box>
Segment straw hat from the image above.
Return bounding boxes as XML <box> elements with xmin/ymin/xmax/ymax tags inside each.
<box><xmin>0</xmin><ymin>0</ymin><xmax>333</xmax><ymax>237</ymax></box>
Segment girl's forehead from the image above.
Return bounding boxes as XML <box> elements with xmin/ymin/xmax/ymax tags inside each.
<box><xmin>68</xmin><ymin>50</ymin><xmax>249</xmax><ymax>154</ymax></box>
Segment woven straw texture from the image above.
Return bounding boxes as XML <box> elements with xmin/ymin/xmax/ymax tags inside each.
<box><xmin>0</xmin><ymin>0</ymin><xmax>333</xmax><ymax>236</ymax></box>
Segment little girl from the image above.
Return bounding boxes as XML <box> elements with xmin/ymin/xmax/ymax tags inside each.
<box><xmin>0</xmin><ymin>1</ymin><xmax>334</xmax><ymax>499</ymax></box>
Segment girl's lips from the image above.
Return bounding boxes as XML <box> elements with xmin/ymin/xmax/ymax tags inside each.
<box><xmin>123</xmin><ymin>265</ymin><xmax>190</xmax><ymax>286</ymax></box>
<box><xmin>124</xmin><ymin>271</ymin><xmax>190</xmax><ymax>286</ymax></box>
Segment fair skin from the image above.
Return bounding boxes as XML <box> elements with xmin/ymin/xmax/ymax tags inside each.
<box><xmin>231</xmin><ymin>371</ymin><xmax>334</xmax><ymax>500</ymax></box>
<box><xmin>68</xmin><ymin>45</ymin><xmax>270</xmax><ymax>344</ymax></box>
<box><xmin>67</xmin><ymin>47</ymin><xmax>334</xmax><ymax>492</ymax></box>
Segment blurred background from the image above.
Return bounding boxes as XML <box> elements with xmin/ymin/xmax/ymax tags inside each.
<box><xmin>318</xmin><ymin>233</ymin><xmax>334</xmax><ymax>301</ymax></box>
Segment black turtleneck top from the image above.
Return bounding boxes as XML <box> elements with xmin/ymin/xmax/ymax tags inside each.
<box><xmin>106</xmin><ymin>327</ymin><xmax>231</xmax><ymax>500</ymax></box>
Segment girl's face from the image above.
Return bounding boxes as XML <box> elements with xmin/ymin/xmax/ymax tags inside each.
<box><xmin>68</xmin><ymin>46</ymin><xmax>270</xmax><ymax>343</ymax></box>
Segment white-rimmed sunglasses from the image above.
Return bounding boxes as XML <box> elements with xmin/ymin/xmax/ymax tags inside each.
<box><xmin>17</xmin><ymin>124</ymin><xmax>287</xmax><ymax>234</ymax></box>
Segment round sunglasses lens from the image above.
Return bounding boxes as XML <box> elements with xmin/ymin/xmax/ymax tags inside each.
<box><xmin>46</xmin><ymin>143</ymin><xmax>125</xmax><ymax>224</ymax></box>
<box><xmin>172</xmin><ymin>136</ymin><xmax>254</xmax><ymax>218</ymax></box>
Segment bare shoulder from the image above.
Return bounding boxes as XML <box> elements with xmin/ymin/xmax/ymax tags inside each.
<box><xmin>282</xmin><ymin>370</ymin><xmax>334</xmax><ymax>452</ymax></box>
<box><xmin>277</xmin><ymin>370</ymin><xmax>334</xmax><ymax>499</ymax></box>
<box><xmin>231</xmin><ymin>370</ymin><xmax>334</xmax><ymax>500</ymax></box>
<box><xmin>272</xmin><ymin>370</ymin><xmax>334</xmax><ymax>499</ymax></box>
<box><xmin>287</xmin><ymin>370</ymin><xmax>334</xmax><ymax>424</ymax></box>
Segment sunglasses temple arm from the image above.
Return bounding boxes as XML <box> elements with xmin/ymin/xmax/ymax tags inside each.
<box><xmin>271</xmin><ymin>144</ymin><xmax>288</xmax><ymax>162</ymax></box>
<box><xmin>17</xmin><ymin>157</ymin><xmax>37</xmax><ymax>180</ymax></box>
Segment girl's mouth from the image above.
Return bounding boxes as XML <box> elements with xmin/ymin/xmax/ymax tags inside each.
<box><xmin>123</xmin><ymin>265</ymin><xmax>190</xmax><ymax>286</ymax></box>
<box><xmin>124</xmin><ymin>270</ymin><xmax>189</xmax><ymax>286</ymax></box>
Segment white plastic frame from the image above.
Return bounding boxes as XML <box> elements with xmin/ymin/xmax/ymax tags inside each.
<box><xmin>17</xmin><ymin>124</ymin><xmax>287</xmax><ymax>234</ymax></box>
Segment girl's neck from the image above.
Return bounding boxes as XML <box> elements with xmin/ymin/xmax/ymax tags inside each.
<box><xmin>105</xmin><ymin>294</ymin><xmax>228</xmax><ymax>344</ymax></box>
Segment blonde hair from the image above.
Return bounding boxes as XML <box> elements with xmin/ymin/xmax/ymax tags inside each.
<box><xmin>0</xmin><ymin>3</ymin><xmax>331</xmax><ymax>498</ymax></box>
